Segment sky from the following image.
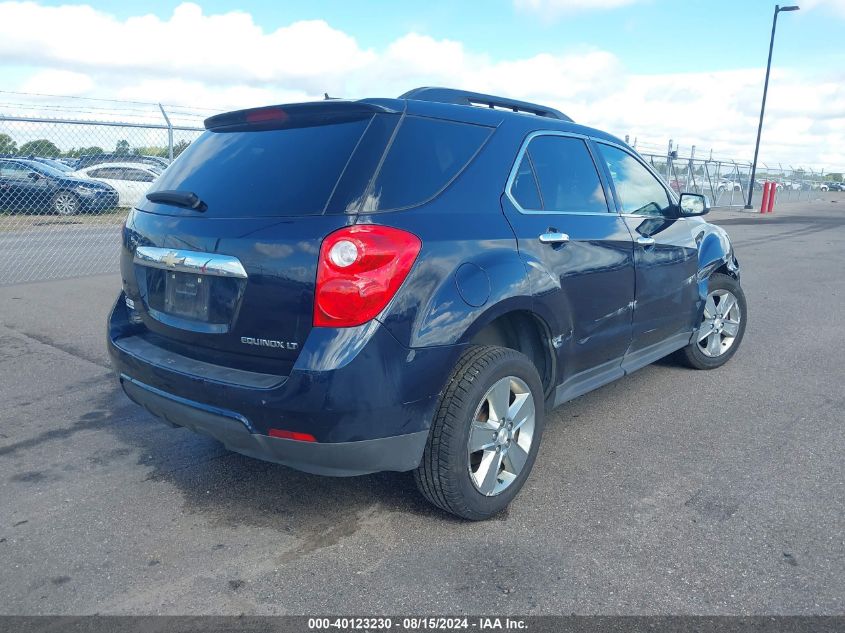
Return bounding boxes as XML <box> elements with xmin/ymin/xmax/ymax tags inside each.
<box><xmin>0</xmin><ymin>0</ymin><xmax>844</xmax><ymax>170</ymax></box>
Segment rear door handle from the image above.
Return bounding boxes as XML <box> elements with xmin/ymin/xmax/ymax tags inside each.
<box><xmin>539</xmin><ymin>232</ymin><xmax>570</xmax><ymax>244</ymax></box>
<box><xmin>636</xmin><ymin>236</ymin><xmax>656</xmax><ymax>247</ymax></box>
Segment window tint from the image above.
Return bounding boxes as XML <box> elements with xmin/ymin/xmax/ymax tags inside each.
<box><xmin>89</xmin><ymin>168</ymin><xmax>117</xmax><ymax>179</ymax></box>
<box><xmin>366</xmin><ymin>116</ymin><xmax>492</xmax><ymax>211</ymax></box>
<box><xmin>145</xmin><ymin>118</ymin><xmax>371</xmax><ymax>217</ymax></box>
<box><xmin>511</xmin><ymin>154</ymin><xmax>542</xmax><ymax>210</ymax></box>
<box><xmin>598</xmin><ymin>144</ymin><xmax>671</xmax><ymax>216</ymax></box>
<box><xmin>514</xmin><ymin>135</ymin><xmax>608</xmax><ymax>213</ymax></box>
<box><xmin>124</xmin><ymin>169</ymin><xmax>155</xmax><ymax>182</ymax></box>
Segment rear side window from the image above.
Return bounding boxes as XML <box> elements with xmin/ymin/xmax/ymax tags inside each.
<box><xmin>145</xmin><ymin>118</ymin><xmax>372</xmax><ymax>217</ymax></box>
<box><xmin>365</xmin><ymin>116</ymin><xmax>492</xmax><ymax>211</ymax></box>
<box><xmin>511</xmin><ymin>135</ymin><xmax>608</xmax><ymax>213</ymax></box>
<box><xmin>511</xmin><ymin>154</ymin><xmax>542</xmax><ymax>210</ymax></box>
<box><xmin>124</xmin><ymin>168</ymin><xmax>155</xmax><ymax>182</ymax></box>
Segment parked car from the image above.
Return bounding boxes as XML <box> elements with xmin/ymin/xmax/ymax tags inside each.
<box><xmin>716</xmin><ymin>179</ymin><xmax>742</xmax><ymax>192</ymax></box>
<box><xmin>827</xmin><ymin>182</ymin><xmax>845</xmax><ymax>192</ymax></box>
<box><xmin>75</xmin><ymin>153</ymin><xmax>170</xmax><ymax>170</ymax></box>
<box><xmin>668</xmin><ymin>178</ymin><xmax>688</xmax><ymax>193</ymax></box>
<box><xmin>108</xmin><ymin>88</ymin><xmax>746</xmax><ymax>520</ymax></box>
<box><xmin>0</xmin><ymin>158</ymin><xmax>119</xmax><ymax>215</ymax></box>
<box><xmin>26</xmin><ymin>156</ymin><xmax>75</xmax><ymax>173</ymax></box>
<box><xmin>73</xmin><ymin>162</ymin><xmax>160</xmax><ymax>207</ymax></box>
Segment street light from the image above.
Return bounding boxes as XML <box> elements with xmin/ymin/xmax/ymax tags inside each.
<box><xmin>745</xmin><ymin>4</ymin><xmax>800</xmax><ymax>209</ymax></box>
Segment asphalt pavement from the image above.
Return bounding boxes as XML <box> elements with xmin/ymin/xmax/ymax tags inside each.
<box><xmin>0</xmin><ymin>224</ymin><xmax>121</xmax><ymax>286</ymax></box>
<box><xmin>0</xmin><ymin>197</ymin><xmax>843</xmax><ymax>614</ymax></box>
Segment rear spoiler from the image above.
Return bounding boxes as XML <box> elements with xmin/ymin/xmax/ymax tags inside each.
<box><xmin>204</xmin><ymin>101</ymin><xmax>400</xmax><ymax>132</ymax></box>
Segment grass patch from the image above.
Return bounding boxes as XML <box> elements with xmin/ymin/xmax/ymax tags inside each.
<box><xmin>0</xmin><ymin>208</ymin><xmax>128</xmax><ymax>232</ymax></box>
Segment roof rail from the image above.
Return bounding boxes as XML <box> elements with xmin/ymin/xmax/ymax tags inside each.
<box><xmin>399</xmin><ymin>87</ymin><xmax>572</xmax><ymax>122</ymax></box>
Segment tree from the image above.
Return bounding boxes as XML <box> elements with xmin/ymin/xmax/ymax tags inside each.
<box><xmin>132</xmin><ymin>145</ymin><xmax>168</xmax><ymax>158</ymax></box>
<box><xmin>173</xmin><ymin>139</ymin><xmax>191</xmax><ymax>158</ymax></box>
<box><xmin>115</xmin><ymin>139</ymin><xmax>131</xmax><ymax>155</ymax></box>
<box><xmin>18</xmin><ymin>139</ymin><xmax>61</xmax><ymax>157</ymax></box>
<box><xmin>0</xmin><ymin>133</ymin><xmax>16</xmax><ymax>154</ymax></box>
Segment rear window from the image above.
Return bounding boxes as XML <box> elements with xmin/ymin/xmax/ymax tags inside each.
<box><xmin>145</xmin><ymin>118</ymin><xmax>372</xmax><ymax>217</ymax></box>
<box><xmin>141</xmin><ymin>111</ymin><xmax>491</xmax><ymax>217</ymax></box>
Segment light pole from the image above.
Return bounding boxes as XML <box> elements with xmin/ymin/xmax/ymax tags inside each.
<box><xmin>745</xmin><ymin>4</ymin><xmax>799</xmax><ymax>209</ymax></box>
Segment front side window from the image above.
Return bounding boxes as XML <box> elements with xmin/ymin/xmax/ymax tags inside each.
<box><xmin>510</xmin><ymin>135</ymin><xmax>608</xmax><ymax>213</ymax></box>
<box><xmin>597</xmin><ymin>144</ymin><xmax>672</xmax><ymax>216</ymax></box>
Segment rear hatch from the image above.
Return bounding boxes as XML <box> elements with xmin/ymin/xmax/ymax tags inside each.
<box><xmin>121</xmin><ymin>99</ymin><xmax>494</xmax><ymax>375</ymax></box>
<box><xmin>123</xmin><ymin>101</ymin><xmax>402</xmax><ymax>373</ymax></box>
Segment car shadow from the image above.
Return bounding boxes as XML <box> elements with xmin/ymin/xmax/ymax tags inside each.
<box><xmin>96</xmin><ymin>385</ymin><xmax>463</xmax><ymax>539</ymax></box>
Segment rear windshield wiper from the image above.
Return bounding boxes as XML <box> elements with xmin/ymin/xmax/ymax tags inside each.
<box><xmin>146</xmin><ymin>190</ymin><xmax>207</xmax><ymax>212</ymax></box>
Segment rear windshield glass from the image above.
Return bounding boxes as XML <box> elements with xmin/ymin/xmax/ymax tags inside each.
<box><xmin>144</xmin><ymin>118</ymin><xmax>371</xmax><ymax>217</ymax></box>
<box><xmin>141</xmin><ymin>112</ymin><xmax>492</xmax><ymax>217</ymax></box>
<box><xmin>363</xmin><ymin>116</ymin><xmax>492</xmax><ymax>211</ymax></box>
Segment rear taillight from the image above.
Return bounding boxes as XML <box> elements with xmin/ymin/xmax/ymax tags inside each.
<box><xmin>314</xmin><ymin>225</ymin><xmax>421</xmax><ymax>328</ymax></box>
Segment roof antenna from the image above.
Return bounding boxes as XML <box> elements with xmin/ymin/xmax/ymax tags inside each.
<box><xmin>324</xmin><ymin>92</ymin><xmax>330</xmax><ymax>100</ymax></box>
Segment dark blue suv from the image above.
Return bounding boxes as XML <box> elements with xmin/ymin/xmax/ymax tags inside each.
<box><xmin>108</xmin><ymin>88</ymin><xmax>746</xmax><ymax>520</ymax></box>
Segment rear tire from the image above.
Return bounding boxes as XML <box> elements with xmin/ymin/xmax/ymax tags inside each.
<box><xmin>414</xmin><ymin>346</ymin><xmax>545</xmax><ymax>520</ymax></box>
<box><xmin>677</xmin><ymin>273</ymin><xmax>747</xmax><ymax>370</ymax></box>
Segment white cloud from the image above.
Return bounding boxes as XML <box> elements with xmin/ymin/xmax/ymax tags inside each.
<box><xmin>0</xmin><ymin>1</ymin><xmax>842</xmax><ymax>170</ymax></box>
<box><xmin>0</xmin><ymin>2</ymin><xmax>374</xmax><ymax>90</ymax></box>
<box><xmin>514</xmin><ymin>0</ymin><xmax>643</xmax><ymax>17</ymax></box>
<box><xmin>801</xmin><ymin>0</ymin><xmax>845</xmax><ymax>17</ymax></box>
<box><xmin>19</xmin><ymin>69</ymin><xmax>93</xmax><ymax>95</ymax></box>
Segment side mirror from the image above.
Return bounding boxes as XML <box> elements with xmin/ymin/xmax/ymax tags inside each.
<box><xmin>678</xmin><ymin>192</ymin><xmax>709</xmax><ymax>216</ymax></box>
<box><xmin>27</xmin><ymin>172</ymin><xmax>41</xmax><ymax>181</ymax></box>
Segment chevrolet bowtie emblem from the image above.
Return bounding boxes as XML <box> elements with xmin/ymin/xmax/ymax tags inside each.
<box><xmin>161</xmin><ymin>251</ymin><xmax>185</xmax><ymax>268</ymax></box>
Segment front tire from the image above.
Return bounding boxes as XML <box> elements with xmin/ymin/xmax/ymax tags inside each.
<box><xmin>677</xmin><ymin>273</ymin><xmax>747</xmax><ymax>370</ymax></box>
<box><xmin>52</xmin><ymin>191</ymin><xmax>80</xmax><ymax>216</ymax></box>
<box><xmin>414</xmin><ymin>346</ymin><xmax>545</xmax><ymax>520</ymax></box>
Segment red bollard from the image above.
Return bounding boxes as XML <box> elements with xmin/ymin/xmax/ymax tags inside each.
<box><xmin>766</xmin><ymin>183</ymin><xmax>777</xmax><ymax>213</ymax></box>
<box><xmin>760</xmin><ymin>181</ymin><xmax>771</xmax><ymax>214</ymax></box>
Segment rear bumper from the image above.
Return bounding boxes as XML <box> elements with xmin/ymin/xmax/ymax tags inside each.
<box><xmin>108</xmin><ymin>293</ymin><xmax>464</xmax><ymax>476</ymax></box>
<box><xmin>120</xmin><ymin>374</ymin><xmax>428</xmax><ymax>476</ymax></box>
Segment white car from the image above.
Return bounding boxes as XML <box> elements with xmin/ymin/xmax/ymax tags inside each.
<box><xmin>716</xmin><ymin>179</ymin><xmax>742</xmax><ymax>192</ymax></box>
<box><xmin>72</xmin><ymin>162</ymin><xmax>160</xmax><ymax>207</ymax></box>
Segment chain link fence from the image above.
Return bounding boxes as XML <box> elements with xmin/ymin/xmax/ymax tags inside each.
<box><xmin>630</xmin><ymin>139</ymin><xmax>834</xmax><ymax>208</ymax></box>
<box><xmin>0</xmin><ymin>99</ymin><xmax>840</xmax><ymax>286</ymax></box>
<box><xmin>0</xmin><ymin>111</ymin><xmax>204</xmax><ymax>285</ymax></box>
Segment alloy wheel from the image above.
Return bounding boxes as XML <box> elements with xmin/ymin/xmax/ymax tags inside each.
<box><xmin>467</xmin><ymin>376</ymin><xmax>536</xmax><ymax>496</ymax></box>
<box><xmin>54</xmin><ymin>193</ymin><xmax>79</xmax><ymax>215</ymax></box>
<box><xmin>697</xmin><ymin>288</ymin><xmax>742</xmax><ymax>358</ymax></box>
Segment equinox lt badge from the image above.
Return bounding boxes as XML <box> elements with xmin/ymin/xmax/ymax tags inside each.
<box><xmin>240</xmin><ymin>336</ymin><xmax>298</xmax><ymax>350</ymax></box>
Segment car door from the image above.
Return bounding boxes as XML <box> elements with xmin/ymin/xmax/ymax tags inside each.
<box><xmin>0</xmin><ymin>160</ymin><xmax>14</xmax><ymax>209</ymax></box>
<box><xmin>1</xmin><ymin>161</ymin><xmax>44</xmax><ymax>212</ymax></box>
<box><xmin>121</xmin><ymin>167</ymin><xmax>156</xmax><ymax>207</ymax></box>
<box><xmin>594</xmin><ymin>142</ymin><xmax>700</xmax><ymax>368</ymax></box>
<box><xmin>87</xmin><ymin>167</ymin><xmax>128</xmax><ymax>205</ymax></box>
<box><xmin>501</xmin><ymin>132</ymin><xmax>635</xmax><ymax>403</ymax></box>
